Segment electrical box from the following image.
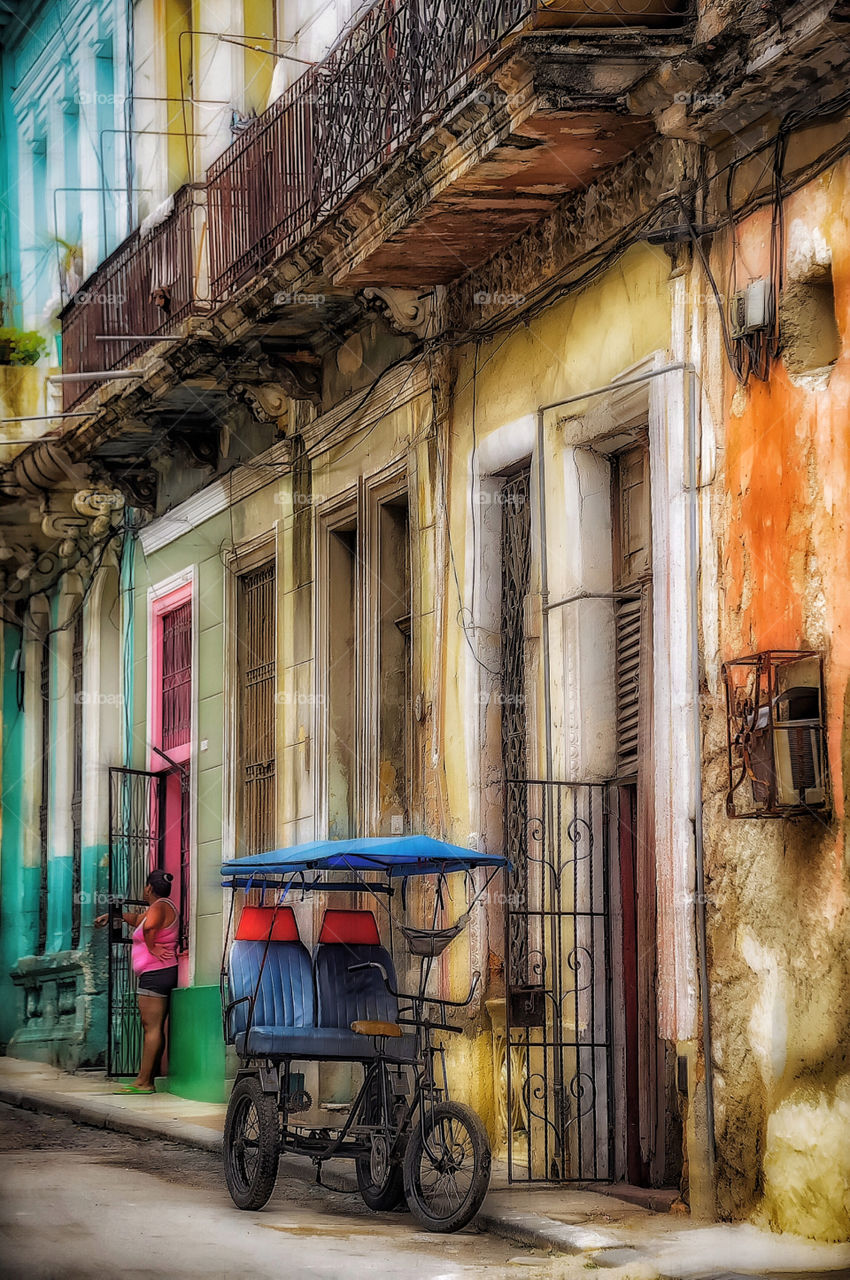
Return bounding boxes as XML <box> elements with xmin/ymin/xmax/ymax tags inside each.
<box><xmin>730</xmin><ymin>279</ymin><xmax>773</xmax><ymax>339</ymax></box>
<box><xmin>722</xmin><ymin>650</ymin><xmax>829</xmax><ymax>818</ymax></box>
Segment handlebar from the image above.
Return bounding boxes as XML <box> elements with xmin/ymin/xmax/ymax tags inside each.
<box><xmin>347</xmin><ymin>962</ymin><xmax>481</xmax><ymax>1009</ymax></box>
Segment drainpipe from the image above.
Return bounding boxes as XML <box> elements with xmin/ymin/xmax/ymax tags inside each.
<box><xmin>535</xmin><ymin>360</ymin><xmax>715</xmax><ymax>1194</ymax></box>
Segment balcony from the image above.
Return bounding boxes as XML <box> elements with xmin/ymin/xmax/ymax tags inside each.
<box><xmin>59</xmin><ymin>185</ymin><xmax>207</xmax><ymax>410</ymax></box>
<box><xmin>60</xmin><ymin>0</ymin><xmax>686</xmax><ymax>405</ymax></box>
<box><xmin>207</xmin><ymin>0</ymin><xmax>687</xmax><ymax>297</ymax></box>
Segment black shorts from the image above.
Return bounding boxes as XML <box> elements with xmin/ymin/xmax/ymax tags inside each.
<box><xmin>136</xmin><ymin>966</ymin><xmax>178</xmax><ymax>999</ymax></box>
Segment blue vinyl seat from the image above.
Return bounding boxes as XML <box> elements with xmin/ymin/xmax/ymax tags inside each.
<box><xmin>227</xmin><ymin>906</ymin><xmax>416</xmax><ymax>1062</ymax></box>
<box><xmin>312</xmin><ymin>910</ymin><xmax>417</xmax><ymax>1062</ymax></box>
<box><xmin>227</xmin><ymin>905</ymin><xmax>316</xmax><ymax>1056</ymax></box>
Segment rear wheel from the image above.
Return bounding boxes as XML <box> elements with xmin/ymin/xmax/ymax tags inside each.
<box><xmin>355</xmin><ymin>1067</ymin><xmax>406</xmax><ymax>1212</ymax></box>
<box><xmin>403</xmin><ymin>1100</ymin><xmax>491</xmax><ymax>1233</ymax></box>
<box><xmin>356</xmin><ymin>1133</ymin><xmax>406</xmax><ymax>1211</ymax></box>
<box><xmin>223</xmin><ymin>1075</ymin><xmax>280</xmax><ymax>1210</ymax></box>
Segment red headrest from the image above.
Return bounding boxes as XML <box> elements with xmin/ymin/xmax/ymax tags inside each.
<box><xmin>235</xmin><ymin>905</ymin><xmax>300</xmax><ymax>943</ymax></box>
<box><xmin>318</xmin><ymin>909</ymin><xmax>381</xmax><ymax>946</ymax></box>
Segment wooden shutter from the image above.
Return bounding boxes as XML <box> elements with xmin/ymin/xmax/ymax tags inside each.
<box><xmin>161</xmin><ymin>601</ymin><xmax>192</xmax><ymax>751</ymax></box>
<box><xmin>615</xmin><ymin>595</ymin><xmax>642</xmax><ymax>777</ymax></box>
<box><xmin>612</xmin><ymin>441</ymin><xmax>651</xmax><ymax>779</ymax></box>
<box><xmin>238</xmin><ymin>561</ymin><xmax>276</xmax><ymax>856</ymax></box>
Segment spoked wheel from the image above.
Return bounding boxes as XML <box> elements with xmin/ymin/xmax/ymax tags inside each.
<box><xmin>356</xmin><ymin>1133</ymin><xmax>406</xmax><ymax>1211</ymax></box>
<box><xmin>403</xmin><ymin>1100</ymin><xmax>491</xmax><ymax>1232</ymax></box>
<box><xmin>223</xmin><ymin>1075</ymin><xmax>280</xmax><ymax>1210</ymax></box>
<box><xmin>355</xmin><ymin>1068</ymin><xmax>406</xmax><ymax>1212</ymax></box>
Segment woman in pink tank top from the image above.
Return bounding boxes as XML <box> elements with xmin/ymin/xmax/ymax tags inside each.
<box><xmin>96</xmin><ymin>868</ymin><xmax>179</xmax><ymax>1094</ymax></box>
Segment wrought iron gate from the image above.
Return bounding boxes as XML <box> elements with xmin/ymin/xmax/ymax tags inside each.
<box><xmin>504</xmin><ymin>778</ymin><xmax>614</xmax><ymax>1182</ymax></box>
<box><xmin>106</xmin><ymin>767</ymin><xmax>165</xmax><ymax>1077</ymax></box>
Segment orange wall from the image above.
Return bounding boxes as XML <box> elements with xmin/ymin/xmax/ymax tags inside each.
<box><xmin>722</xmin><ymin>165</ymin><xmax>850</xmax><ymax>848</ymax></box>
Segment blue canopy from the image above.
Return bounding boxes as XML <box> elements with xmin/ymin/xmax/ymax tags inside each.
<box><xmin>221</xmin><ymin>835</ymin><xmax>506</xmax><ymax>887</ymax></box>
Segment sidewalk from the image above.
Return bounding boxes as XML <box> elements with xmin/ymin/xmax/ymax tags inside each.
<box><xmin>2</xmin><ymin>1056</ymin><xmax>848</xmax><ymax>1278</ymax></box>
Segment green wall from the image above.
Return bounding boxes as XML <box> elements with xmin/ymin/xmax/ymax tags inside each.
<box><xmin>167</xmin><ymin>985</ymin><xmax>227</xmax><ymax>1102</ymax></box>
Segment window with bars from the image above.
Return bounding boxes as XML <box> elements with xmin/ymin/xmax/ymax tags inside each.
<box><xmin>611</xmin><ymin>440</ymin><xmax>651</xmax><ymax>779</ymax></box>
<box><xmin>237</xmin><ymin>562</ymin><xmax>277</xmax><ymax>856</ymax></box>
<box><xmin>71</xmin><ymin>612</ymin><xmax>83</xmax><ymax>949</ymax></box>
<box><xmin>500</xmin><ymin>467</ymin><xmax>532</xmax><ymax>987</ymax></box>
<box><xmin>161</xmin><ymin>602</ymin><xmax>192</xmax><ymax>752</ymax></box>
<box><xmin>38</xmin><ymin>639</ymin><xmax>50</xmax><ymax>954</ymax></box>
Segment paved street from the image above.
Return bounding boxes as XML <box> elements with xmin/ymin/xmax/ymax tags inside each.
<box><xmin>3</xmin><ymin>1102</ymin><xmax>849</xmax><ymax>1280</ymax></box>
<box><xmin>0</xmin><ymin>1104</ymin><xmax>553</xmax><ymax>1280</ymax></box>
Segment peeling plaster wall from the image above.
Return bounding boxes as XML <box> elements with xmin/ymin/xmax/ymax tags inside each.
<box><xmin>702</xmin><ymin>156</ymin><xmax>850</xmax><ymax>1240</ymax></box>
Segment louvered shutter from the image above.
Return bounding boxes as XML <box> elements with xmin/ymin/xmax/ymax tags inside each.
<box><xmin>615</xmin><ymin>594</ymin><xmax>642</xmax><ymax>777</ymax></box>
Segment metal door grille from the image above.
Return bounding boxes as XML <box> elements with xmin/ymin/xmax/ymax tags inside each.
<box><xmin>500</xmin><ymin>468</ymin><xmax>531</xmax><ymax>981</ymax></box>
<box><xmin>161</xmin><ymin>602</ymin><xmax>192</xmax><ymax>751</ymax></box>
<box><xmin>505</xmin><ymin>779</ymin><xmax>614</xmax><ymax>1182</ymax></box>
<box><xmin>238</xmin><ymin>562</ymin><xmax>276</xmax><ymax>856</ymax></box>
<box><xmin>107</xmin><ymin>767</ymin><xmax>165</xmax><ymax>1077</ymax></box>
<box><xmin>38</xmin><ymin>640</ymin><xmax>50</xmax><ymax>954</ymax></box>
<box><xmin>71</xmin><ymin>612</ymin><xmax>84</xmax><ymax>948</ymax></box>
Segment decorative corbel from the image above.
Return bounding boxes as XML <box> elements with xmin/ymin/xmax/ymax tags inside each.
<box><xmin>72</xmin><ymin>488</ymin><xmax>125</xmax><ymax>538</ymax></box>
<box><xmin>360</xmin><ymin>286</ymin><xmax>444</xmax><ymax>339</ymax></box>
<box><xmin>267</xmin><ymin>354</ymin><xmax>323</xmax><ymax>407</ymax></box>
<box><xmin>168</xmin><ymin>427</ymin><xmax>219</xmax><ymax>472</ymax></box>
<box><xmin>230</xmin><ymin>381</ymin><xmax>289</xmax><ymax>424</ymax></box>
<box><xmin>40</xmin><ymin>493</ymin><xmax>89</xmax><ymax>559</ymax></box>
<box><xmin>97</xmin><ymin>463</ymin><xmax>158</xmax><ymax>512</ymax></box>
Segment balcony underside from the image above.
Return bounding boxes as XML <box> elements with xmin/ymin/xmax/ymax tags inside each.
<box><xmin>531</xmin><ymin>0</ymin><xmax>685</xmax><ymax>27</ymax></box>
<box><xmin>338</xmin><ymin>110</ymin><xmax>652</xmax><ymax>287</ymax></box>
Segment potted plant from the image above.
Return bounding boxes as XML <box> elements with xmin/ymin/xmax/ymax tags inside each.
<box><xmin>0</xmin><ymin>327</ymin><xmax>49</xmax><ymax>366</ymax></box>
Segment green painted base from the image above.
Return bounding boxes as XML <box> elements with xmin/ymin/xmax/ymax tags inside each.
<box><xmin>167</xmin><ymin>985</ymin><xmax>226</xmax><ymax>1104</ymax></box>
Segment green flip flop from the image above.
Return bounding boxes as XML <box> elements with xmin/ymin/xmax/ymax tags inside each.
<box><xmin>112</xmin><ymin>1085</ymin><xmax>155</xmax><ymax>1095</ymax></box>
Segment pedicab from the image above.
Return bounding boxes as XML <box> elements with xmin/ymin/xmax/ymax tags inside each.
<box><xmin>219</xmin><ymin>835</ymin><xmax>506</xmax><ymax>1233</ymax></box>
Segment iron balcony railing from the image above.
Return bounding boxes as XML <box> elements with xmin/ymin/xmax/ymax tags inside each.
<box><xmin>61</xmin><ymin>0</ymin><xmax>685</xmax><ymax>398</ymax></box>
<box><xmin>207</xmin><ymin>0</ymin><xmax>543</xmax><ymax>298</ymax></box>
<box><xmin>207</xmin><ymin>0</ymin><xmax>685</xmax><ymax>297</ymax></box>
<box><xmin>59</xmin><ymin>184</ymin><xmax>207</xmax><ymax>410</ymax></box>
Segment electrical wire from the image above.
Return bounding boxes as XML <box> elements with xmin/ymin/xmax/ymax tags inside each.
<box><xmin>427</xmin><ymin>350</ymin><xmax>499</xmax><ymax>678</ymax></box>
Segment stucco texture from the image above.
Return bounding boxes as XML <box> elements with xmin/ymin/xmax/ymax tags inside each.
<box><xmin>704</xmin><ymin>159</ymin><xmax>850</xmax><ymax>1240</ymax></box>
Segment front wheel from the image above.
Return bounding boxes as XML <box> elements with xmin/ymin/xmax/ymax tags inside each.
<box><xmin>223</xmin><ymin>1075</ymin><xmax>280</xmax><ymax>1210</ymax></box>
<box><xmin>403</xmin><ymin>1100</ymin><xmax>491</xmax><ymax>1232</ymax></box>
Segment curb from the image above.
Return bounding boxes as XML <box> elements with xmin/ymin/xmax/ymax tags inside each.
<box><xmin>0</xmin><ymin>1081</ymin><xmax>361</xmax><ymax>1193</ymax></box>
<box><xmin>475</xmin><ymin>1205</ymin><xmax>621</xmax><ymax>1255</ymax></box>
<box><xmin>0</xmin><ymin>1084</ymin><xmax>223</xmax><ymax>1153</ymax></box>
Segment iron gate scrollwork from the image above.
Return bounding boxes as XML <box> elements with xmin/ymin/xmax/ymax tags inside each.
<box><xmin>505</xmin><ymin>779</ymin><xmax>614</xmax><ymax>1183</ymax></box>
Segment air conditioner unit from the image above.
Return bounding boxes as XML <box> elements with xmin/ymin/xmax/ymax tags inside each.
<box><xmin>722</xmin><ymin>650</ymin><xmax>829</xmax><ymax>818</ymax></box>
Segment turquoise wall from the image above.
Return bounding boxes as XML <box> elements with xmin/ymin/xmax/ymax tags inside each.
<box><xmin>0</xmin><ymin>622</ymin><xmax>28</xmax><ymax>1046</ymax></box>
